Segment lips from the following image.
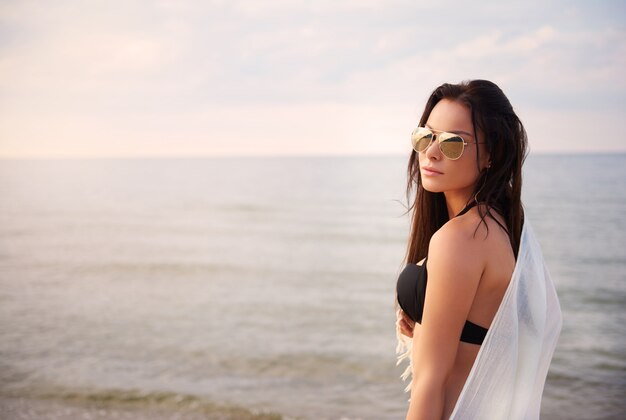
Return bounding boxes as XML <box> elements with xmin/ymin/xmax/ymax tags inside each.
<box><xmin>422</xmin><ymin>166</ymin><xmax>443</xmax><ymax>174</ymax></box>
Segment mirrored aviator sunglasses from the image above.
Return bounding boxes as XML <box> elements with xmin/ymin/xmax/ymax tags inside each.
<box><xmin>411</xmin><ymin>126</ymin><xmax>474</xmax><ymax>160</ymax></box>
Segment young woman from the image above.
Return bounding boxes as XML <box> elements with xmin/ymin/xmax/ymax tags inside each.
<box><xmin>395</xmin><ymin>80</ymin><xmax>562</xmax><ymax>420</ymax></box>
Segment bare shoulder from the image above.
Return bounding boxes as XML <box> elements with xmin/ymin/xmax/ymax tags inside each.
<box><xmin>433</xmin><ymin>205</ymin><xmax>515</xmax><ymax>280</ymax></box>
<box><xmin>431</xmin><ymin>209</ymin><xmax>493</xmax><ymax>257</ymax></box>
<box><xmin>428</xmin><ymin>217</ymin><xmax>485</xmax><ymax>282</ymax></box>
<box><xmin>428</xmin><ymin>205</ymin><xmax>509</xmax><ymax>274</ymax></box>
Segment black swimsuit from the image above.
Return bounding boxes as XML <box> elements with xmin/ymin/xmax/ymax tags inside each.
<box><xmin>396</xmin><ymin>200</ymin><xmax>489</xmax><ymax>345</ymax></box>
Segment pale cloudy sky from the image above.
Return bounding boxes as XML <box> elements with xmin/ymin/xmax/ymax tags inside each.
<box><xmin>0</xmin><ymin>0</ymin><xmax>625</xmax><ymax>158</ymax></box>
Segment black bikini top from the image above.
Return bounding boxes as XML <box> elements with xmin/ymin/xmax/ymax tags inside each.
<box><xmin>396</xmin><ymin>199</ymin><xmax>489</xmax><ymax>345</ymax></box>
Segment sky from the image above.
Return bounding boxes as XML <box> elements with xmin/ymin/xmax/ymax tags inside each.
<box><xmin>0</xmin><ymin>0</ymin><xmax>625</xmax><ymax>158</ymax></box>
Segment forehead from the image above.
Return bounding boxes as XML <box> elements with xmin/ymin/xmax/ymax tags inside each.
<box><xmin>426</xmin><ymin>99</ymin><xmax>474</xmax><ymax>134</ymax></box>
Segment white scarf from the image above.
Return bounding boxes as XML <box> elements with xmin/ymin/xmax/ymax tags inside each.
<box><xmin>396</xmin><ymin>217</ymin><xmax>563</xmax><ymax>419</ymax></box>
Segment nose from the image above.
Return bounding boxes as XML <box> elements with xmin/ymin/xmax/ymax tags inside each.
<box><xmin>424</xmin><ymin>134</ymin><xmax>441</xmax><ymax>160</ymax></box>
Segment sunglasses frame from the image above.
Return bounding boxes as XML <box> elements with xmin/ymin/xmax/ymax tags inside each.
<box><xmin>411</xmin><ymin>126</ymin><xmax>486</xmax><ymax>160</ymax></box>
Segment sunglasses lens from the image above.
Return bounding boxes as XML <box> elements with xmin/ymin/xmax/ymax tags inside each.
<box><xmin>439</xmin><ymin>133</ymin><xmax>464</xmax><ymax>159</ymax></box>
<box><xmin>411</xmin><ymin>128</ymin><xmax>433</xmax><ymax>152</ymax></box>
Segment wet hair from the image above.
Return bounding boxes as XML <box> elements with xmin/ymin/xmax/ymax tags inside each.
<box><xmin>403</xmin><ymin>79</ymin><xmax>528</xmax><ymax>265</ymax></box>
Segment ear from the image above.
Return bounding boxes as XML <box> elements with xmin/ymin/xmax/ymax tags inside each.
<box><xmin>480</xmin><ymin>148</ymin><xmax>491</xmax><ymax>171</ymax></box>
<box><xmin>476</xmin><ymin>128</ymin><xmax>491</xmax><ymax>170</ymax></box>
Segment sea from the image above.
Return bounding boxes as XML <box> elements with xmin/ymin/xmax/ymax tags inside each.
<box><xmin>0</xmin><ymin>153</ymin><xmax>624</xmax><ymax>419</ymax></box>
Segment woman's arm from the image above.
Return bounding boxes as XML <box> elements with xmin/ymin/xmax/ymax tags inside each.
<box><xmin>406</xmin><ymin>220</ymin><xmax>484</xmax><ymax>420</ymax></box>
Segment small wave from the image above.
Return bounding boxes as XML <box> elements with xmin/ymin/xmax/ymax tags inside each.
<box><xmin>2</xmin><ymin>386</ymin><xmax>286</xmax><ymax>420</ymax></box>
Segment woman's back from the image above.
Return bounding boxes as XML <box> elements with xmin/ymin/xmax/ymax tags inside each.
<box><xmin>401</xmin><ymin>204</ymin><xmax>516</xmax><ymax>415</ymax></box>
<box><xmin>436</xmin><ymin>204</ymin><xmax>516</xmax><ymax>417</ymax></box>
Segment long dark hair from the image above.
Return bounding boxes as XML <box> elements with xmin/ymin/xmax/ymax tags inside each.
<box><xmin>403</xmin><ymin>80</ymin><xmax>528</xmax><ymax>265</ymax></box>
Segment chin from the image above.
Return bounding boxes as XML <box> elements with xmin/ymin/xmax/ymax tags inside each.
<box><xmin>421</xmin><ymin>179</ymin><xmax>446</xmax><ymax>193</ymax></box>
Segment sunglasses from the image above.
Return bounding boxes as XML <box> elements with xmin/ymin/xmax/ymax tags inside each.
<box><xmin>411</xmin><ymin>126</ymin><xmax>485</xmax><ymax>160</ymax></box>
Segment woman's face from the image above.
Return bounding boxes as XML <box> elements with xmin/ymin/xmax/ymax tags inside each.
<box><xmin>418</xmin><ymin>99</ymin><xmax>490</xmax><ymax>198</ymax></box>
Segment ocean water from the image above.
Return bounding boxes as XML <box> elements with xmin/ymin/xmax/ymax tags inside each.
<box><xmin>0</xmin><ymin>154</ymin><xmax>624</xmax><ymax>419</ymax></box>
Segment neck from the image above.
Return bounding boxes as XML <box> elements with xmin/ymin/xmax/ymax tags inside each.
<box><xmin>444</xmin><ymin>193</ymin><xmax>475</xmax><ymax>219</ymax></box>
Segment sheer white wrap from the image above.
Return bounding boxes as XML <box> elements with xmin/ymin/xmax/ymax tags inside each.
<box><xmin>396</xmin><ymin>217</ymin><xmax>563</xmax><ymax>419</ymax></box>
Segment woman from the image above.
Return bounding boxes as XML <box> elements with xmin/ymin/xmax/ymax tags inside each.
<box><xmin>395</xmin><ymin>80</ymin><xmax>562</xmax><ymax>419</ymax></box>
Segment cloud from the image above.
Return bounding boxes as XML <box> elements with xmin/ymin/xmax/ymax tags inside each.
<box><xmin>451</xmin><ymin>26</ymin><xmax>558</xmax><ymax>59</ymax></box>
<box><xmin>0</xmin><ymin>0</ymin><xmax>624</xmax><ymax>157</ymax></box>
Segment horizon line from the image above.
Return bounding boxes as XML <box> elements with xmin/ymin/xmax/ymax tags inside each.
<box><xmin>1</xmin><ymin>150</ymin><xmax>625</xmax><ymax>160</ymax></box>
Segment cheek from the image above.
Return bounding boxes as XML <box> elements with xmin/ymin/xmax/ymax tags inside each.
<box><xmin>454</xmin><ymin>156</ymin><xmax>481</xmax><ymax>182</ymax></box>
<box><xmin>461</xmin><ymin>149</ymin><xmax>481</xmax><ymax>171</ymax></box>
